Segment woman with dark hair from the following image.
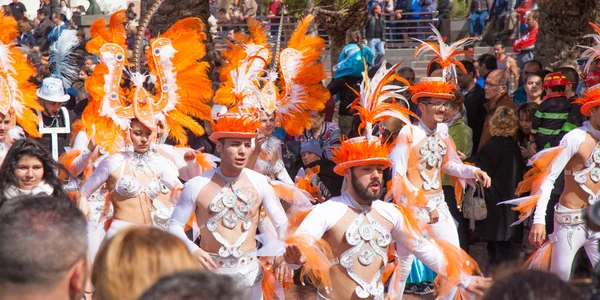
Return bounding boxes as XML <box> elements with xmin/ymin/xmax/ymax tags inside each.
<box><xmin>0</xmin><ymin>138</ymin><xmax>69</xmax><ymax>206</ymax></box>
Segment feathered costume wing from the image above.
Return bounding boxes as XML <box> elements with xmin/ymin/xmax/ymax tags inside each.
<box><xmin>0</xmin><ymin>13</ymin><xmax>42</xmax><ymax>137</ymax></box>
<box><xmin>82</xmin><ymin>10</ymin><xmax>129</xmax><ymax>154</ymax></box>
<box><xmin>579</xmin><ymin>22</ymin><xmax>600</xmax><ymax>74</ymax></box>
<box><xmin>145</xmin><ymin>17</ymin><xmax>214</xmax><ymax>145</ymax></box>
<box><xmin>413</xmin><ymin>24</ymin><xmax>477</xmax><ymax>82</ymax></box>
<box><xmin>275</xmin><ymin>14</ymin><xmax>330</xmax><ymax>136</ymax></box>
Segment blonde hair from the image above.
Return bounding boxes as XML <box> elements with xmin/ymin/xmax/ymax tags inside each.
<box><xmin>489</xmin><ymin>106</ymin><xmax>518</xmax><ymax>137</ymax></box>
<box><xmin>92</xmin><ymin>227</ymin><xmax>200</xmax><ymax>300</ymax></box>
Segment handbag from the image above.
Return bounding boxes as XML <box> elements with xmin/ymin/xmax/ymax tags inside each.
<box><xmin>462</xmin><ymin>183</ymin><xmax>487</xmax><ymax>221</ymax></box>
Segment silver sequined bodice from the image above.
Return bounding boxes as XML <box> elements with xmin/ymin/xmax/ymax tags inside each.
<box><xmin>418</xmin><ymin>133</ymin><xmax>447</xmax><ymax>191</ymax></box>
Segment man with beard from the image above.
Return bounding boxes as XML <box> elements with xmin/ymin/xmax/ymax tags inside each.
<box><xmin>284</xmin><ymin>65</ymin><xmax>492</xmax><ymax>300</ymax></box>
<box><xmin>388</xmin><ymin>77</ymin><xmax>491</xmax><ymax>298</ymax></box>
<box><xmin>168</xmin><ymin>111</ymin><xmax>291</xmax><ymax>298</ymax></box>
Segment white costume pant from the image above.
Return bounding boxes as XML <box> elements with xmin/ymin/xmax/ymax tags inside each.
<box><xmin>210</xmin><ymin>249</ymin><xmax>263</xmax><ymax>300</ymax></box>
<box><xmin>549</xmin><ymin>203</ymin><xmax>600</xmax><ymax>281</ymax></box>
<box><xmin>394</xmin><ymin>193</ymin><xmax>461</xmax><ymax>300</ymax></box>
<box><xmin>87</xmin><ymin>190</ymin><xmax>112</xmax><ymax>263</ymax></box>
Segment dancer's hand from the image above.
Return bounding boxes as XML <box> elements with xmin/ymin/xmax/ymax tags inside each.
<box><xmin>184</xmin><ymin>148</ymin><xmax>203</xmax><ymax>162</ymax></box>
<box><xmin>466</xmin><ymin>276</ymin><xmax>492</xmax><ymax>296</ymax></box>
<box><xmin>474</xmin><ymin>169</ymin><xmax>492</xmax><ymax>188</ymax></box>
<box><xmin>255</xmin><ymin>134</ymin><xmax>266</xmax><ymax>149</ymax></box>
<box><xmin>429</xmin><ymin>208</ymin><xmax>439</xmax><ymax>224</ymax></box>
<box><xmin>193</xmin><ymin>248</ymin><xmax>218</xmax><ymax>270</ymax></box>
<box><xmin>77</xmin><ymin>195</ymin><xmax>90</xmax><ymax>221</ymax></box>
<box><xmin>274</xmin><ymin>256</ymin><xmax>294</xmax><ymax>284</ymax></box>
<box><xmin>284</xmin><ymin>244</ymin><xmax>306</xmax><ymax>265</ymax></box>
<box><xmin>529</xmin><ymin>223</ymin><xmax>547</xmax><ymax>248</ymax></box>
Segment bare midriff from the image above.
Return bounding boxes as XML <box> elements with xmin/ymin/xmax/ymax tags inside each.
<box><xmin>562</xmin><ymin>134</ymin><xmax>600</xmax><ymax>210</ymax></box>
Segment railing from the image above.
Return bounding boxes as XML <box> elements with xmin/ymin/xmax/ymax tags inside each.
<box><xmin>212</xmin><ymin>12</ymin><xmax>438</xmax><ymax>51</ymax></box>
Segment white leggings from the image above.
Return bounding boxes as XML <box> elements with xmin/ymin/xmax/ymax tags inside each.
<box><xmin>394</xmin><ymin>195</ymin><xmax>461</xmax><ymax>300</ymax></box>
<box><xmin>549</xmin><ymin>204</ymin><xmax>600</xmax><ymax>281</ymax></box>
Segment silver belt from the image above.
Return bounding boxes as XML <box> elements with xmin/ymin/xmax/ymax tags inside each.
<box><xmin>209</xmin><ymin>248</ymin><xmax>258</xmax><ymax>269</ymax></box>
<box><xmin>554</xmin><ymin>207</ymin><xmax>585</xmax><ymax>225</ymax></box>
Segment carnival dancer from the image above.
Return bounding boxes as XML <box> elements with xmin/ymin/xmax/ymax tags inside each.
<box><xmin>0</xmin><ymin>139</ymin><xmax>69</xmax><ymax>207</ymax></box>
<box><xmin>0</xmin><ymin>12</ymin><xmax>43</xmax><ymax>164</ymax></box>
<box><xmin>36</xmin><ymin>29</ymin><xmax>80</xmax><ymax>160</ymax></box>
<box><xmin>283</xmin><ymin>62</ymin><xmax>491</xmax><ymax>300</ymax></box>
<box><xmin>168</xmin><ymin>109</ymin><xmax>291</xmax><ymax>299</ymax></box>
<box><xmin>501</xmin><ymin>84</ymin><xmax>600</xmax><ymax>281</ymax></box>
<box><xmin>77</xmin><ymin>13</ymin><xmax>213</xmax><ymax>243</ymax></box>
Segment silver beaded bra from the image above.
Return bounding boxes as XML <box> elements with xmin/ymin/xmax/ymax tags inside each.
<box><xmin>206</xmin><ymin>168</ymin><xmax>254</xmax><ymax>259</ymax></box>
<box><xmin>337</xmin><ymin>194</ymin><xmax>392</xmax><ymax>299</ymax></box>
<box><xmin>418</xmin><ymin>131</ymin><xmax>447</xmax><ymax>191</ymax></box>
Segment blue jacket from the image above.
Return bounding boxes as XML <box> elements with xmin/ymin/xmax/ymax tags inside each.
<box><xmin>18</xmin><ymin>32</ymin><xmax>35</xmax><ymax>48</ymax></box>
<box><xmin>47</xmin><ymin>23</ymin><xmax>67</xmax><ymax>45</ymax></box>
<box><xmin>333</xmin><ymin>43</ymin><xmax>374</xmax><ymax>79</ymax></box>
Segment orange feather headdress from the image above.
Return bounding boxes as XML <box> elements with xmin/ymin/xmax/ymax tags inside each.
<box><xmin>410</xmin><ymin>77</ymin><xmax>455</xmax><ymax>104</ymax></box>
<box><xmin>0</xmin><ymin>11</ymin><xmax>42</xmax><ymax>138</ymax></box>
<box><xmin>82</xmin><ymin>11</ymin><xmax>213</xmax><ymax>153</ymax></box>
<box><xmin>413</xmin><ymin>24</ymin><xmax>477</xmax><ymax>83</ymax></box>
<box><xmin>574</xmin><ymin>83</ymin><xmax>600</xmax><ymax>116</ymax></box>
<box><xmin>579</xmin><ymin>22</ymin><xmax>600</xmax><ymax>75</ymax></box>
<box><xmin>332</xmin><ymin>61</ymin><xmax>416</xmax><ymax>175</ymax></box>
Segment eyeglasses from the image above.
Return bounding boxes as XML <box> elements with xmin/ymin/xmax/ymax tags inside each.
<box><xmin>484</xmin><ymin>81</ymin><xmax>504</xmax><ymax>87</ymax></box>
<box><xmin>423</xmin><ymin>102</ymin><xmax>451</xmax><ymax>109</ymax></box>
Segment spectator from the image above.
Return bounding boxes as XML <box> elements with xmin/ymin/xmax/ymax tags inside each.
<box><xmin>126</xmin><ymin>23</ymin><xmax>137</xmax><ymax>50</ymax></box>
<box><xmin>59</xmin><ymin>0</ymin><xmax>71</xmax><ymax>21</ymax></box>
<box><xmin>240</xmin><ymin>0</ymin><xmax>257</xmax><ymax>22</ymax></box>
<box><xmin>47</xmin><ymin>12</ymin><xmax>67</xmax><ymax>47</ymax></box>
<box><xmin>363</xmin><ymin>3</ymin><xmax>386</xmax><ymax>65</ymax></box>
<box><xmin>9</xmin><ymin>0</ymin><xmax>27</xmax><ymax>21</ymax></box>
<box><xmin>479</xmin><ymin>70</ymin><xmax>517</xmax><ymax>150</ymax></box>
<box><xmin>513</xmin><ymin>10</ymin><xmax>538</xmax><ymax>69</ymax></box>
<box><xmin>33</xmin><ymin>8</ymin><xmax>53</xmax><ymax>51</ymax></box>
<box><xmin>437</xmin><ymin>0</ymin><xmax>451</xmax><ymax>28</ymax></box>
<box><xmin>493</xmin><ymin>42</ymin><xmax>519</xmax><ymax>87</ymax></box>
<box><xmin>458</xmin><ymin>60</ymin><xmax>487</xmax><ymax>156</ymax></box>
<box><xmin>523</xmin><ymin>72</ymin><xmax>542</xmax><ymax>104</ymax></box>
<box><xmin>72</xmin><ymin>5</ymin><xmax>86</xmax><ymax>17</ymax></box>
<box><xmin>531</xmin><ymin>72</ymin><xmax>571</xmax><ymax>150</ymax></box>
<box><xmin>463</xmin><ymin>45</ymin><xmax>476</xmax><ymax>63</ymax></box>
<box><xmin>17</xmin><ymin>20</ymin><xmax>35</xmax><ymax>48</ymax></box>
<box><xmin>126</xmin><ymin>2</ymin><xmax>137</xmax><ymax>21</ymax></box>
<box><xmin>469</xmin><ymin>0</ymin><xmax>493</xmax><ymax>38</ymax></box>
<box><xmin>483</xmin><ymin>270</ymin><xmax>581</xmax><ymax>300</ymax></box>
<box><xmin>471</xmin><ymin>106</ymin><xmax>524</xmax><ymax>269</ymax></box>
<box><xmin>382</xmin><ymin>0</ymin><xmax>394</xmax><ymax>13</ymax></box>
<box><xmin>2</xmin><ymin>5</ymin><xmax>12</xmax><ymax>17</ymax></box>
<box><xmin>216</xmin><ymin>8</ymin><xmax>230</xmax><ymax>25</ymax></box>
<box><xmin>27</xmin><ymin>48</ymin><xmax>42</xmax><ymax>72</ymax></box>
<box><xmin>0</xmin><ymin>139</ymin><xmax>69</xmax><ymax>206</ymax></box>
<box><xmin>298</xmin><ymin>139</ymin><xmax>343</xmax><ymax>202</ymax></box>
<box><xmin>40</xmin><ymin>0</ymin><xmax>51</xmax><ymax>18</ymax></box>
<box><xmin>0</xmin><ymin>195</ymin><xmax>88</xmax><ymax>300</ymax></box>
<box><xmin>442</xmin><ymin>90</ymin><xmax>472</xmax><ymax>251</ymax></box>
<box><xmin>139</xmin><ymin>271</ymin><xmax>246</xmax><ymax>300</ymax></box>
<box><xmin>512</xmin><ymin>59</ymin><xmax>542</xmax><ymax>104</ymax></box>
<box><xmin>92</xmin><ymin>227</ymin><xmax>200</xmax><ymax>300</ymax></box>
<box><xmin>294</xmin><ymin>109</ymin><xmax>341</xmax><ymax>161</ymax></box>
<box><xmin>418</xmin><ymin>0</ymin><xmax>436</xmax><ymax>39</ymax></box>
<box><xmin>489</xmin><ymin>0</ymin><xmax>510</xmax><ymax>37</ymax></box>
<box><xmin>476</xmin><ymin>53</ymin><xmax>497</xmax><ymax>88</ymax></box>
<box><xmin>267</xmin><ymin>0</ymin><xmax>281</xmax><ymax>37</ymax></box>
<box><xmin>367</xmin><ymin>0</ymin><xmax>382</xmax><ymax>12</ymax></box>
<box><xmin>84</xmin><ymin>55</ymin><xmax>96</xmax><ymax>70</ymax></box>
<box><xmin>517</xmin><ymin>102</ymin><xmax>538</xmax><ymax>162</ymax></box>
<box><xmin>558</xmin><ymin>66</ymin><xmax>587</xmax><ymax>128</ymax></box>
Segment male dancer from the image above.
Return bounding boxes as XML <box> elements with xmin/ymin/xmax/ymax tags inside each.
<box><xmin>510</xmin><ymin>83</ymin><xmax>600</xmax><ymax>281</ymax></box>
<box><xmin>389</xmin><ymin>77</ymin><xmax>491</xmax><ymax>297</ymax></box>
<box><xmin>168</xmin><ymin>111</ymin><xmax>290</xmax><ymax>298</ymax></box>
<box><xmin>284</xmin><ymin>65</ymin><xmax>491</xmax><ymax>300</ymax></box>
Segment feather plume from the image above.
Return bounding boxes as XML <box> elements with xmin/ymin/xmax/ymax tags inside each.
<box><xmin>284</xmin><ymin>234</ymin><xmax>333</xmax><ymax>289</ymax></box>
<box><xmin>524</xmin><ymin>242</ymin><xmax>552</xmax><ymax>270</ymax></box>
<box><xmin>432</xmin><ymin>238</ymin><xmax>482</xmax><ymax>299</ymax></box>
<box><xmin>0</xmin><ymin>13</ymin><xmax>19</xmax><ymax>44</ymax></box>
<box><xmin>49</xmin><ymin>29</ymin><xmax>81</xmax><ymax>89</ymax></box>
<box><xmin>412</xmin><ymin>24</ymin><xmax>477</xmax><ymax>82</ymax></box>
<box><xmin>580</xmin><ymin>22</ymin><xmax>600</xmax><ymax>74</ymax></box>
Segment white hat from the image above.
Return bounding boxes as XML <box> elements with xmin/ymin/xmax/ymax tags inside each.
<box><xmin>36</xmin><ymin>77</ymin><xmax>70</xmax><ymax>103</ymax></box>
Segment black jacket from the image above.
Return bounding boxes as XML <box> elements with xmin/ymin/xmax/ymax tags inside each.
<box><xmin>472</xmin><ymin>136</ymin><xmax>524</xmax><ymax>242</ymax></box>
<box><xmin>34</xmin><ymin>17</ymin><xmax>54</xmax><ymax>52</ymax></box>
<box><xmin>532</xmin><ymin>94</ymin><xmax>571</xmax><ymax>150</ymax></box>
<box><xmin>463</xmin><ymin>84</ymin><xmax>487</xmax><ymax>156</ymax></box>
<box><xmin>363</xmin><ymin>14</ymin><xmax>386</xmax><ymax>41</ymax></box>
<box><xmin>304</xmin><ymin>158</ymin><xmax>344</xmax><ymax>200</ymax></box>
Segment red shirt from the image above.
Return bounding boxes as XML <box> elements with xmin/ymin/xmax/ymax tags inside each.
<box><xmin>513</xmin><ymin>27</ymin><xmax>538</xmax><ymax>53</ymax></box>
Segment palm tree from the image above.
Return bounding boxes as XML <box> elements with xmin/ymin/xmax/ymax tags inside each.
<box><xmin>286</xmin><ymin>0</ymin><xmax>369</xmax><ymax>70</ymax></box>
<box><xmin>534</xmin><ymin>0</ymin><xmax>600</xmax><ymax>69</ymax></box>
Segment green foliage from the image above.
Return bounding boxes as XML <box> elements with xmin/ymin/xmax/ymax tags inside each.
<box><xmin>282</xmin><ymin>0</ymin><xmax>362</xmax><ymax>15</ymax></box>
<box><xmin>448</xmin><ymin>0</ymin><xmax>471</xmax><ymax>19</ymax></box>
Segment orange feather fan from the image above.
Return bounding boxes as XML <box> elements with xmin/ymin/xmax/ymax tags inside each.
<box><xmin>284</xmin><ymin>234</ymin><xmax>334</xmax><ymax>290</ymax></box>
<box><xmin>432</xmin><ymin>238</ymin><xmax>482</xmax><ymax>299</ymax></box>
<box><xmin>524</xmin><ymin>242</ymin><xmax>553</xmax><ymax>271</ymax></box>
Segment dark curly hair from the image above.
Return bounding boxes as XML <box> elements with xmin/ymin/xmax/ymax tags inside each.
<box><xmin>0</xmin><ymin>139</ymin><xmax>69</xmax><ymax>206</ymax></box>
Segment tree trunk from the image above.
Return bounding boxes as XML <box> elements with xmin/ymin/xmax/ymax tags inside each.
<box><xmin>312</xmin><ymin>0</ymin><xmax>369</xmax><ymax>71</ymax></box>
<box><xmin>534</xmin><ymin>0</ymin><xmax>600</xmax><ymax>69</ymax></box>
<box><xmin>140</xmin><ymin>0</ymin><xmax>215</xmax><ymax>68</ymax></box>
